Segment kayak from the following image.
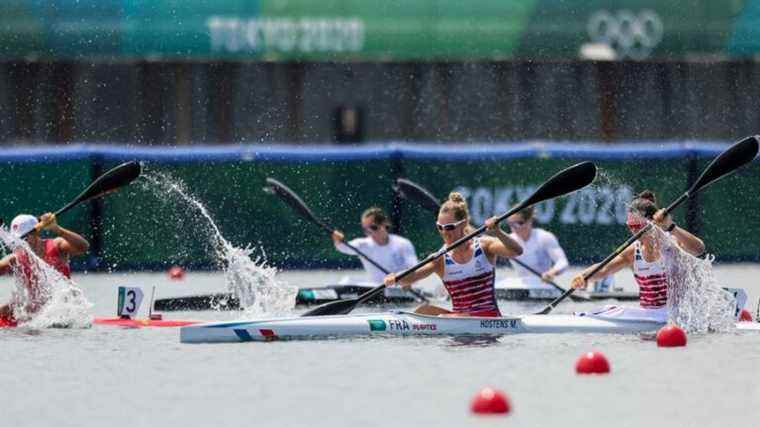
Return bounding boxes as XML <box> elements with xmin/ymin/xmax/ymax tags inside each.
<box><xmin>494</xmin><ymin>288</ymin><xmax>639</xmax><ymax>302</ymax></box>
<box><xmin>154</xmin><ymin>285</ymin><xmax>638</xmax><ymax>312</ymax></box>
<box><xmin>153</xmin><ymin>284</ymin><xmax>427</xmax><ymax>311</ymax></box>
<box><xmin>494</xmin><ymin>277</ymin><xmax>640</xmax><ymax>302</ymax></box>
<box><xmin>0</xmin><ymin>317</ymin><xmax>198</xmax><ymax>328</ymax></box>
<box><xmin>180</xmin><ymin>311</ymin><xmax>671</xmax><ymax>344</ymax></box>
<box><xmin>93</xmin><ymin>317</ymin><xmax>199</xmax><ymax>327</ymax></box>
<box><xmin>181</xmin><ymin>311</ymin><xmax>760</xmax><ymax>344</ymax></box>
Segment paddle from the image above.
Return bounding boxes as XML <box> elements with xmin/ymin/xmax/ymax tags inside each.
<box><xmin>302</xmin><ymin>161</ymin><xmax>597</xmax><ymax>316</ymax></box>
<box><xmin>263</xmin><ymin>178</ymin><xmax>429</xmax><ymax>303</ymax></box>
<box><xmin>21</xmin><ymin>161</ymin><xmax>142</xmax><ymax>238</ymax></box>
<box><xmin>393</xmin><ymin>178</ymin><xmax>591</xmax><ymax>301</ymax></box>
<box><xmin>536</xmin><ymin>135</ymin><xmax>760</xmax><ymax>315</ymax></box>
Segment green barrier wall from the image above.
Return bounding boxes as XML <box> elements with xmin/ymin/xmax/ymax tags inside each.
<box><xmin>0</xmin><ymin>158</ymin><xmax>93</xmax><ymax>268</ymax></box>
<box><xmin>1</xmin><ymin>144</ymin><xmax>757</xmax><ymax>271</ymax></box>
<box><xmin>696</xmin><ymin>158</ymin><xmax>760</xmax><ymax>261</ymax></box>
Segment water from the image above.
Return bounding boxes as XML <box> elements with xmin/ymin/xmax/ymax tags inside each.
<box><xmin>0</xmin><ymin>266</ymin><xmax>758</xmax><ymax>427</ymax></box>
<box><xmin>140</xmin><ymin>171</ymin><xmax>297</xmax><ymax>315</ymax></box>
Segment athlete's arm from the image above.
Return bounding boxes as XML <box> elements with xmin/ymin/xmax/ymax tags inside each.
<box><xmin>571</xmin><ymin>246</ymin><xmax>634</xmax><ymax>289</ymax></box>
<box><xmin>543</xmin><ymin>232</ymin><xmax>569</xmax><ymax>279</ymax></box>
<box><xmin>0</xmin><ymin>254</ymin><xmax>15</xmax><ymax>275</ymax></box>
<box><xmin>481</xmin><ymin>216</ymin><xmax>522</xmax><ymax>259</ymax></box>
<box><xmin>384</xmin><ymin>256</ymin><xmax>442</xmax><ymax>289</ymax></box>
<box><xmin>332</xmin><ymin>230</ymin><xmax>362</xmax><ymax>256</ymax></box>
<box><xmin>39</xmin><ymin>213</ymin><xmax>89</xmax><ymax>256</ymax></box>
<box><xmin>653</xmin><ymin>208</ymin><xmax>704</xmax><ymax>256</ymax></box>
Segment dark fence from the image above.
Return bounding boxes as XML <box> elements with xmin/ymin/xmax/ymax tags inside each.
<box><xmin>1</xmin><ymin>61</ymin><xmax>759</xmax><ymax>144</ymax></box>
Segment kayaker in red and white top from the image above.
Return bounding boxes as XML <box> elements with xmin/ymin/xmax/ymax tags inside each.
<box><xmin>383</xmin><ymin>192</ymin><xmax>523</xmax><ymax>317</ymax></box>
<box><xmin>570</xmin><ymin>190</ymin><xmax>705</xmax><ymax>322</ymax></box>
<box><xmin>0</xmin><ymin>213</ymin><xmax>90</xmax><ymax>325</ymax></box>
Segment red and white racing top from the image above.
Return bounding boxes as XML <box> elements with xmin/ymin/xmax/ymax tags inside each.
<box><xmin>633</xmin><ymin>241</ymin><xmax>668</xmax><ymax>309</ymax></box>
<box><xmin>441</xmin><ymin>238</ymin><xmax>500</xmax><ymax>317</ymax></box>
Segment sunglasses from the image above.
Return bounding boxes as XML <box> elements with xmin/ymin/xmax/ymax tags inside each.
<box><xmin>362</xmin><ymin>224</ymin><xmax>386</xmax><ymax>233</ymax></box>
<box><xmin>507</xmin><ymin>220</ymin><xmax>526</xmax><ymax>227</ymax></box>
<box><xmin>436</xmin><ymin>219</ymin><xmax>466</xmax><ymax>231</ymax></box>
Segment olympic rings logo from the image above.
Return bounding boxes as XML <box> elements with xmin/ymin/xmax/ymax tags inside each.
<box><xmin>587</xmin><ymin>10</ymin><xmax>664</xmax><ymax>59</ymax></box>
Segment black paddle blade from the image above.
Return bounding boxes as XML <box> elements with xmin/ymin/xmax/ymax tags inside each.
<box><xmin>264</xmin><ymin>177</ymin><xmax>326</xmax><ymax>229</ymax></box>
<box><xmin>302</xmin><ymin>298</ymin><xmax>358</xmax><ymax>316</ymax></box>
<box><xmin>56</xmin><ymin>161</ymin><xmax>142</xmax><ymax>216</ymax></box>
<box><xmin>393</xmin><ymin>178</ymin><xmax>442</xmax><ymax>213</ymax></box>
<box><xmin>690</xmin><ymin>136</ymin><xmax>759</xmax><ymax>194</ymax></box>
<box><xmin>519</xmin><ymin>161</ymin><xmax>597</xmax><ymax>210</ymax></box>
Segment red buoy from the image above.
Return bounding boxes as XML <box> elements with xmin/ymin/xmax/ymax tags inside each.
<box><xmin>656</xmin><ymin>325</ymin><xmax>687</xmax><ymax>347</ymax></box>
<box><xmin>168</xmin><ymin>265</ymin><xmax>185</xmax><ymax>280</ymax></box>
<box><xmin>575</xmin><ymin>351</ymin><xmax>610</xmax><ymax>374</ymax></box>
<box><xmin>470</xmin><ymin>387</ymin><xmax>510</xmax><ymax>415</ymax></box>
<box><xmin>739</xmin><ymin>309</ymin><xmax>753</xmax><ymax>322</ymax></box>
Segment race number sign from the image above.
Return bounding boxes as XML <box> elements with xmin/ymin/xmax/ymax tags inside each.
<box><xmin>117</xmin><ymin>286</ymin><xmax>144</xmax><ymax>318</ymax></box>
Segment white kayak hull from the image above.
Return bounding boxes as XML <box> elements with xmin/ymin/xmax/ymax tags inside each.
<box><xmin>180</xmin><ymin>311</ymin><xmax>671</xmax><ymax>344</ymax></box>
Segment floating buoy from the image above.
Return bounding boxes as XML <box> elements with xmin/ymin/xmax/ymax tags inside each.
<box><xmin>168</xmin><ymin>265</ymin><xmax>185</xmax><ymax>280</ymax></box>
<box><xmin>739</xmin><ymin>309</ymin><xmax>753</xmax><ymax>322</ymax></box>
<box><xmin>656</xmin><ymin>325</ymin><xmax>687</xmax><ymax>347</ymax></box>
<box><xmin>575</xmin><ymin>351</ymin><xmax>610</xmax><ymax>374</ymax></box>
<box><xmin>470</xmin><ymin>387</ymin><xmax>510</xmax><ymax>415</ymax></box>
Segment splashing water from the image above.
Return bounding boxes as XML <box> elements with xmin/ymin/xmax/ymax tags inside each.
<box><xmin>0</xmin><ymin>228</ymin><xmax>92</xmax><ymax>328</ymax></box>
<box><xmin>141</xmin><ymin>171</ymin><xmax>297</xmax><ymax>316</ymax></box>
<box><xmin>648</xmin><ymin>226</ymin><xmax>736</xmax><ymax>333</ymax></box>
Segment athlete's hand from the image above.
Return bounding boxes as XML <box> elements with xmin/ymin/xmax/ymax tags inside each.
<box><xmin>38</xmin><ymin>213</ymin><xmax>60</xmax><ymax>233</ymax></box>
<box><xmin>331</xmin><ymin>230</ymin><xmax>345</xmax><ymax>242</ymax></box>
<box><xmin>541</xmin><ymin>270</ymin><xmax>556</xmax><ymax>283</ymax></box>
<box><xmin>570</xmin><ymin>274</ymin><xmax>587</xmax><ymax>290</ymax></box>
<box><xmin>383</xmin><ymin>273</ymin><xmax>397</xmax><ymax>288</ymax></box>
<box><xmin>484</xmin><ymin>216</ymin><xmax>500</xmax><ymax>232</ymax></box>
<box><xmin>653</xmin><ymin>208</ymin><xmax>674</xmax><ymax>230</ymax></box>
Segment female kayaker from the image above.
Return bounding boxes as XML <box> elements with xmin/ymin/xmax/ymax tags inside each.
<box><xmin>383</xmin><ymin>192</ymin><xmax>523</xmax><ymax>317</ymax></box>
<box><xmin>331</xmin><ymin>206</ymin><xmax>418</xmax><ymax>283</ymax></box>
<box><xmin>0</xmin><ymin>213</ymin><xmax>89</xmax><ymax>325</ymax></box>
<box><xmin>570</xmin><ymin>190</ymin><xmax>705</xmax><ymax>322</ymax></box>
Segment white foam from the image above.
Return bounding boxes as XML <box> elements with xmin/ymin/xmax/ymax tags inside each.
<box><xmin>0</xmin><ymin>227</ymin><xmax>93</xmax><ymax>328</ymax></box>
<box><xmin>653</xmin><ymin>226</ymin><xmax>736</xmax><ymax>333</ymax></box>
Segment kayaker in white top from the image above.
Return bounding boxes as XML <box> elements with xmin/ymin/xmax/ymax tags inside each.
<box><xmin>331</xmin><ymin>207</ymin><xmax>419</xmax><ymax>284</ymax></box>
<box><xmin>570</xmin><ymin>190</ymin><xmax>705</xmax><ymax>322</ymax></box>
<box><xmin>505</xmin><ymin>206</ymin><xmax>568</xmax><ymax>290</ymax></box>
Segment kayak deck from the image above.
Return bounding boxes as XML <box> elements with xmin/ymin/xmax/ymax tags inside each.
<box><xmin>179</xmin><ymin>311</ymin><xmax>667</xmax><ymax>344</ymax></box>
